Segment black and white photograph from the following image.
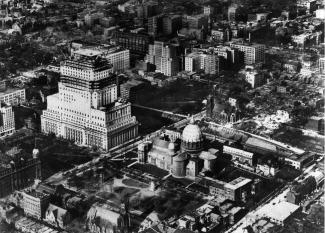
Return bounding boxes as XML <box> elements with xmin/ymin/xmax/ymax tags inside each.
<box><xmin>0</xmin><ymin>0</ymin><xmax>324</xmax><ymax>232</ymax></box>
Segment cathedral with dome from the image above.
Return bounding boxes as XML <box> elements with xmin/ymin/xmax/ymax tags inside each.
<box><xmin>137</xmin><ymin>117</ymin><xmax>218</xmax><ymax>179</ymax></box>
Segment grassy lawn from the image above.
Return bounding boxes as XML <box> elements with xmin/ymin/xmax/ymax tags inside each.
<box><xmin>122</xmin><ymin>178</ymin><xmax>149</xmax><ymax>188</ymax></box>
<box><xmin>166</xmin><ymin>176</ymin><xmax>193</xmax><ymax>187</ymax></box>
<box><xmin>131</xmin><ymin>163</ymin><xmax>169</xmax><ymax>178</ymax></box>
<box><xmin>135</xmin><ymin>190</ymin><xmax>205</xmax><ymax>220</ymax></box>
<box><xmin>113</xmin><ymin>186</ymin><xmax>140</xmax><ymax>199</ymax></box>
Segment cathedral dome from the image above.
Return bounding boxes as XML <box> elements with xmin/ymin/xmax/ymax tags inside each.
<box><xmin>182</xmin><ymin>118</ymin><xmax>202</xmax><ymax>143</ymax></box>
<box><xmin>181</xmin><ymin>117</ymin><xmax>204</xmax><ymax>154</ymax></box>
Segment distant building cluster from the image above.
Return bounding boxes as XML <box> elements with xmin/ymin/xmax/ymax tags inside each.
<box><xmin>185</xmin><ymin>52</ymin><xmax>219</xmax><ymax>75</ymax></box>
<box><xmin>0</xmin><ymin>0</ymin><xmax>323</xmax><ymax>233</ymax></box>
<box><xmin>145</xmin><ymin>41</ymin><xmax>179</xmax><ymax>76</ymax></box>
<box><xmin>229</xmin><ymin>42</ymin><xmax>265</xmax><ymax>65</ymax></box>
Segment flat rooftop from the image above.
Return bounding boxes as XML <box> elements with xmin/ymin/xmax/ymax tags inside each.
<box><xmin>228</xmin><ymin>206</ymin><xmax>243</xmax><ymax>215</ymax></box>
<box><xmin>224</xmin><ymin>145</ymin><xmax>254</xmax><ymax>159</ymax></box>
<box><xmin>0</xmin><ymin>87</ymin><xmax>25</xmax><ymax>96</ymax></box>
<box><xmin>186</xmin><ymin>52</ymin><xmax>202</xmax><ymax>57</ymax></box>
<box><xmin>263</xmin><ymin>201</ymin><xmax>300</xmax><ymax>222</ymax></box>
<box><xmin>200</xmin><ymin>176</ymin><xmax>226</xmax><ymax>189</ymax></box>
<box><xmin>230</xmin><ymin>42</ymin><xmax>265</xmax><ymax>47</ymax></box>
<box><xmin>286</xmin><ymin>151</ymin><xmax>315</xmax><ymax>162</ymax></box>
<box><xmin>73</xmin><ymin>48</ymin><xmax>103</xmax><ymax>57</ymax></box>
<box><xmin>196</xmin><ymin>203</ymin><xmax>214</xmax><ymax>214</ymax></box>
<box><xmin>224</xmin><ymin>177</ymin><xmax>252</xmax><ymax>190</ymax></box>
<box><xmin>23</xmin><ymin>189</ymin><xmax>50</xmax><ymax>199</ymax></box>
<box><xmin>245</xmin><ymin>137</ymin><xmax>277</xmax><ymax>152</ymax></box>
<box><xmin>122</xmin><ymin>79</ymin><xmax>145</xmax><ymax>87</ymax></box>
<box><xmin>73</xmin><ymin>45</ymin><xmax>127</xmax><ymax>58</ymax></box>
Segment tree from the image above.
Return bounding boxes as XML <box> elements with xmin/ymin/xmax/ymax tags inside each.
<box><xmin>68</xmin><ymin>174</ymin><xmax>84</xmax><ymax>189</ymax></box>
<box><xmin>275</xmin><ymin>27</ymin><xmax>291</xmax><ymax>44</ymax></box>
<box><xmin>91</xmin><ymin>145</ymin><xmax>98</xmax><ymax>152</ymax></box>
<box><xmin>307</xmin><ymin>204</ymin><xmax>324</xmax><ymax>225</ymax></box>
<box><xmin>48</xmin><ymin>132</ymin><xmax>56</xmax><ymax>140</ymax></box>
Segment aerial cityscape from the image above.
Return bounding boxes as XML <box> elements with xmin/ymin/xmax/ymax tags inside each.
<box><xmin>0</xmin><ymin>0</ymin><xmax>324</xmax><ymax>232</ymax></box>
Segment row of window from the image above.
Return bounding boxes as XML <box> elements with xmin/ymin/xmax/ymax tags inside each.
<box><xmin>50</xmin><ymin>104</ymin><xmax>128</xmax><ymax>123</ymax></box>
<box><xmin>62</xmin><ymin>67</ymin><xmax>113</xmax><ymax>81</ymax></box>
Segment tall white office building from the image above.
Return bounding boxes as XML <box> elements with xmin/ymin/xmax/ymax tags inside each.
<box><xmin>229</xmin><ymin>42</ymin><xmax>265</xmax><ymax>65</ymax></box>
<box><xmin>0</xmin><ymin>103</ymin><xmax>15</xmax><ymax>137</ymax></box>
<box><xmin>0</xmin><ymin>88</ymin><xmax>25</xmax><ymax>106</ymax></box>
<box><xmin>41</xmin><ymin>56</ymin><xmax>138</xmax><ymax>150</ymax></box>
<box><xmin>146</xmin><ymin>41</ymin><xmax>179</xmax><ymax>76</ymax></box>
<box><xmin>185</xmin><ymin>52</ymin><xmax>219</xmax><ymax>75</ymax></box>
